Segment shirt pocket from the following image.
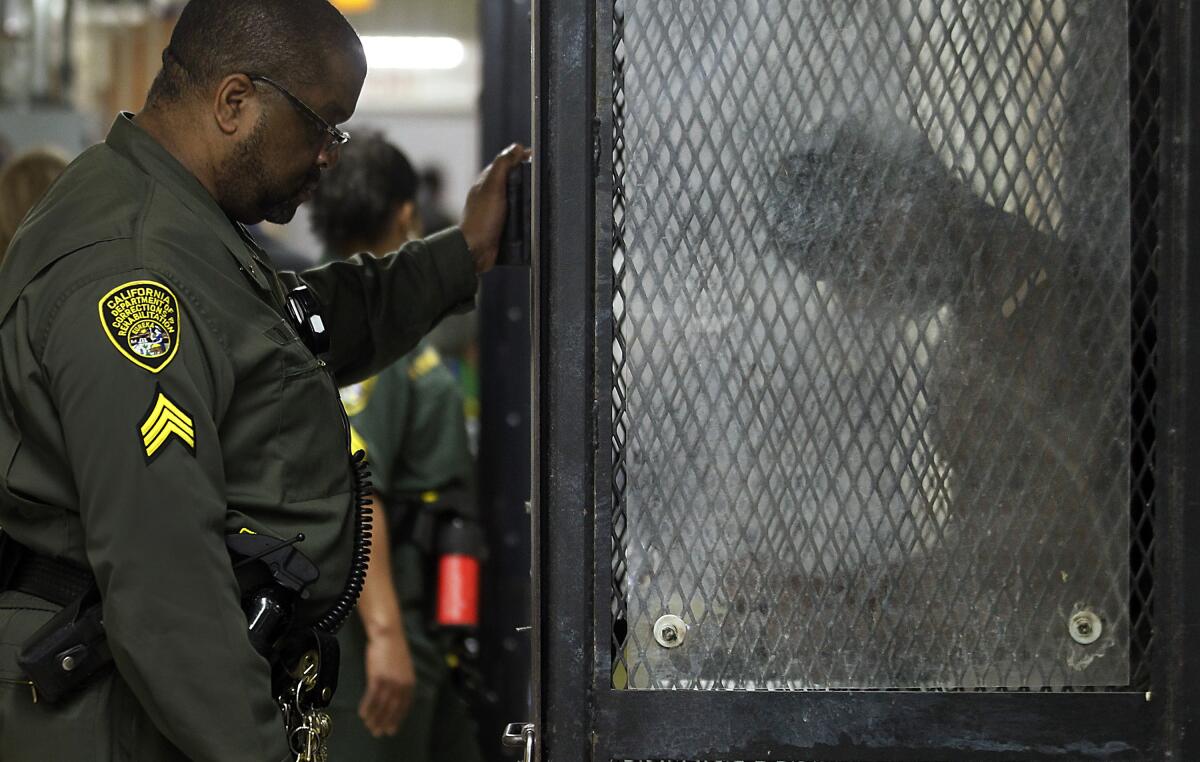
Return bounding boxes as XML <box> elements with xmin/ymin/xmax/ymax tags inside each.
<box><xmin>265</xmin><ymin>322</ymin><xmax>352</xmax><ymax>502</ymax></box>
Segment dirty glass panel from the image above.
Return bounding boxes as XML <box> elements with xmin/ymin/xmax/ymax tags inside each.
<box><xmin>611</xmin><ymin>0</ymin><xmax>1131</xmax><ymax>689</ymax></box>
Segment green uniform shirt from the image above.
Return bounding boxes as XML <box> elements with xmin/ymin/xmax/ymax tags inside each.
<box><xmin>342</xmin><ymin>344</ymin><xmax>473</xmax><ymax>506</ymax></box>
<box><xmin>0</xmin><ymin>114</ymin><xmax>476</xmax><ymax>761</ymax></box>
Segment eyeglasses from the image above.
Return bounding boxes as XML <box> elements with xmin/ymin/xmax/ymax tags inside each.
<box><xmin>248</xmin><ymin>74</ymin><xmax>351</xmax><ymax>153</ymax></box>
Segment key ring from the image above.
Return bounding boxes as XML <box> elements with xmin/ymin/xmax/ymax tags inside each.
<box><xmin>289</xmin><ymin>723</ymin><xmax>315</xmax><ymax>754</ymax></box>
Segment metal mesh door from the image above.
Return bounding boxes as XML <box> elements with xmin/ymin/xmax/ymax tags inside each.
<box><xmin>611</xmin><ymin>0</ymin><xmax>1138</xmax><ymax>690</ymax></box>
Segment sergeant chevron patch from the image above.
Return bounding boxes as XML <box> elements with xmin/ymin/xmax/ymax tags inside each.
<box><xmin>139</xmin><ymin>386</ymin><xmax>195</xmax><ymax>461</ymax></box>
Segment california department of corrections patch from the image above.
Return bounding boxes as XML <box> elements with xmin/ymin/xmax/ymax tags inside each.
<box><xmin>98</xmin><ymin>280</ymin><xmax>180</xmax><ymax>373</ymax></box>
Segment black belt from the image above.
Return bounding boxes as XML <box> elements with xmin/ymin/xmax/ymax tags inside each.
<box><xmin>4</xmin><ymin>549</ymin><xmax>94</xmax><ymax>607</ymax></box>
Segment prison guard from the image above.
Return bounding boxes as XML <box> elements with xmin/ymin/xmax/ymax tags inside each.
<box><xmin>0</xmin><ymin>113</ymin><xmax>477</xmax><ymax>762</ymax></box>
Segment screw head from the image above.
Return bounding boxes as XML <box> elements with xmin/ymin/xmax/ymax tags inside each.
<box><xmin>653</xmin><ymin>614</ymin><xmax>687</xmax><ymax>649</ymax></box>
<box><xmin>1069</xmin><ymin>610</ymin><xmax>1102</xmax><ymax>645</ymax></box>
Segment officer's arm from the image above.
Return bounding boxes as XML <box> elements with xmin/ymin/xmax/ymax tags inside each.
<box><xmin>39</xmin><ymin>269</ymin><xmax>290</xmax><ymax>762</ymax></box>
<box><xmin>297</xmin><ymin>228</ymin><xmax>476</xmax><ymax>385</ymax></box>
<box><xmin>355</xmin><ymin>494</ymin><xmax>416</xmax><ymax>735</ymax></box>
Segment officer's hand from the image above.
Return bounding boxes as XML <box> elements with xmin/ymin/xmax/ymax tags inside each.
<box><xmin>459</xmin><ymin>143</ymin><xmax>532</xmax><ymax>273</ymax></box>
<box><xmin>359</xmin><ymin>627</ymin><xmax>417</xmax><ymax>737</ymax></box>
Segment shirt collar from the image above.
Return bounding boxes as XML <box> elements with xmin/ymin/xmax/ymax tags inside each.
<box><xmin>104</xmin><ymin>112</ymin><xmax>274</xmax><ymax>295</ymax></box>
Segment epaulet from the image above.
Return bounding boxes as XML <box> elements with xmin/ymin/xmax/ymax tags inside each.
<box><xmin>408</xmin><ymin>347</ymin><xmax>442</xmax><ymax>380</ymax></box>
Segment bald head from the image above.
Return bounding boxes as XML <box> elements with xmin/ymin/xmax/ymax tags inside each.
<box><xmin>137</xmin><ymin>0</ymin><xmax>368</xmax><ymax>226</ymax></box>
<box><xmin>149</xmin><ymin>0</ymin><xmax>364</xmax><ymax>106</ymax></box>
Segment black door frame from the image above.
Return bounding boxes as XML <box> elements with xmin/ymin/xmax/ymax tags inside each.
<box><xmin>478</xmin><ymin>0</ymin><xmax>535</xmax><ymax>758</ymax></box>
<box><xmin>532</xmin><ymin>0</ymin><xmax>1200</xmax><ymax>758</ymax></box>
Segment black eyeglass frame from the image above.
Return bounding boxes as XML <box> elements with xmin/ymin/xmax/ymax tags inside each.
<box><xmin>248</xmin><ymin>74</ymin><xmax>351</xmax><ymax>152</ymax></box>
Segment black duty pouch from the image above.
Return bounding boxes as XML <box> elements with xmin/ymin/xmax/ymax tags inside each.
<box><xmin>226</xmin><ymin>530</ymin><xmax>320</xmax><ymax>656</ymax></box>
<box><xmin>394</xmin><ymin>487</ymin><xmax>475</xmax><ymax>556</ymax></box>
<box><xmin>16</xmin><ymin>586</ymin><xmax>112</xmax><ymax>704</ymax></box>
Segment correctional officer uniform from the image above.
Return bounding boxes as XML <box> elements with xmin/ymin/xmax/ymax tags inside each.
<box><xmin>328</xmin><ymin>344</ymin><xmax>482</xmax><ymax>762</ymax></box>
<box><xmin>0</xmin><ymin>113</ymin><xmax>476</xmax><ymax>761</ymax></box>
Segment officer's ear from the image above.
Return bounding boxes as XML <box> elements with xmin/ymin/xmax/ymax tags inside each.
<box><xmin>212</xmin><ymin>73</ymin><xmax>259</xmax><ymax>138</ymax></box>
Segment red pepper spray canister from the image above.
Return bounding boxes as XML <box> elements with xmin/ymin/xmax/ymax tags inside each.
<box><xmin>435</xmin><ymin>517</ymin><xmax>483</xmax><ymax>629</ymax></box>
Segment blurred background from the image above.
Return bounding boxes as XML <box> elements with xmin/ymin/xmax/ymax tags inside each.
<box><xmin>0</xmin><ymin>0</ymin><xmax>479</xmax><ymax>258</ymax></box>
<box><xmin>0</xmin><ymin>0</ymin><xmax>533</xmax><ymax>759</ymax></box>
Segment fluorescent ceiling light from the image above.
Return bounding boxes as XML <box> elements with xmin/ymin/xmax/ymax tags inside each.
<box><xmin>361</xmin><ymin>36</ymin><xmax>465</xmax><ymax>71</ymax></box>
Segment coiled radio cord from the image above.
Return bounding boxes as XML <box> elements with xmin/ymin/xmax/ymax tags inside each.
<box><xmin>314</xmin><ymin>450</ymin><xmax>374</xmax><ymax>633</ymax></box>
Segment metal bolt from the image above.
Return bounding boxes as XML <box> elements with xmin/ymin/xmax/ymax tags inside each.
<box><xmin>1069</xmin><ymin>610</ymin><xmax>1102</xmax><ymax>645</ymax></box>
<box><xmin>61</xmin><ymin>655</ymin><xmax>77</xmax><ymax>672</ymax></box>
<box><xmin>653</xmin><ymin>614</ymin><xmax>687</xmax><ymax>649</ymax></box>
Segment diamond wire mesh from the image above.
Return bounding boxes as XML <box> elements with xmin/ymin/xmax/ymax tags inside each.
<box><xmin>611</xmin><ymin>0</ymin><xmax>1143</xmax><ymax>691</ymax></box>
<box><xmin>1127</xmin><ymin>0</ymin><xmax>1159</xmax><ymax>692</ymax></box>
